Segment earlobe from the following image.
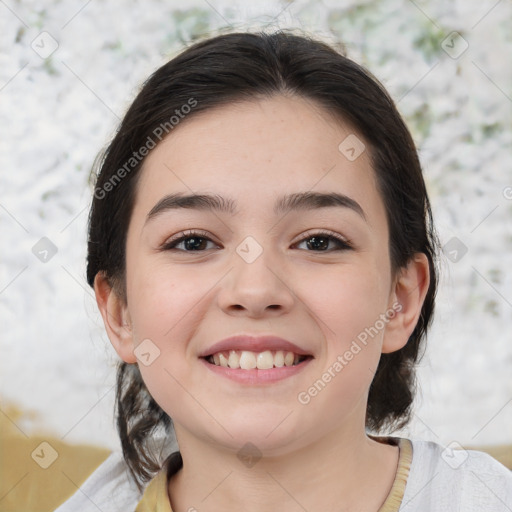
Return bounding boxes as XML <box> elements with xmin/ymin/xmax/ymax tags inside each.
<box><xmin>382</xmin><ymin>253</ymin><xmax>430</xmax><ymax>354</ymax></box>
<box><xmin>94</xmin><ymin>273</ymin><xmax>137</xmax><ymax>364</ymax></box>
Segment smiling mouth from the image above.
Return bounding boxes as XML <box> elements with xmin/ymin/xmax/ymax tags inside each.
<box><xmin>203</xmin><ymin>350</ymin><xmax>312</xmax><ymax>370</ymax></box>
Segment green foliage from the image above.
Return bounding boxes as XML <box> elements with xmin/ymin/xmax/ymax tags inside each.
<box><xmin>171</xmin><ymin>8</ymin><xmax>212</xmax><ymax>44</ymax></box>
<box><xmin>412</xmin><ymin>21</ymin><xmax>449</xmax><ymax>63</ymax></box>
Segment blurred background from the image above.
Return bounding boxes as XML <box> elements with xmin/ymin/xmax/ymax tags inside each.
<box><xmin>1</xmin><ymin>0</ymin><xmax>511</xmax><ymax>508</ymax></box>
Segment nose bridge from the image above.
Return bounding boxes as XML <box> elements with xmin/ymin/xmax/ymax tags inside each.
<box><xmin>218</xmin><ymin>235</ymin><xmax>294</xmax><ymax>314</ymax></box>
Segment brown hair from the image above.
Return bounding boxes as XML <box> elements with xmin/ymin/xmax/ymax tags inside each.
<box><xmin>86</xmin><ymin>30</ymin><xmax>439</xmax><ymax>488</ymax></box>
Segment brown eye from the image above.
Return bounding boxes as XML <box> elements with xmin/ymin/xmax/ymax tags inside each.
<box><xmin>295</xmin><ymin>231</ymin><xmax>352</xmax><ymax>252</ymax></box>
<box><xmin>161</xmin><ymin>231</ymin><xmax>218</xmax><ymax>251</ymax></box>
<box><xmin>305</xmin><ymin>235</ymin><xmax>330</xmax><ymax>251</ymax></box>
<box><xmin>178</xmin><ymin>236</ymin><xmax>210</xmax><ymax>251</ymax></box>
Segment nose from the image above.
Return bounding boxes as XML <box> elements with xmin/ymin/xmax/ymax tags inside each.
<box><xmin>216</xmin><ymin>244</ymin><xmax>295</xmax><ymax>318</ymax></box>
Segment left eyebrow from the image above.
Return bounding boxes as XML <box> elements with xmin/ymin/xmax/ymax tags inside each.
<box><xmin>274</xmin><ymin>191</ymin><xmax>366</xmax><ymax>220</ymax></box>
<box><xmin>145</xmin><ymin>191</ymin><xmax>366</xmax><ymax>225</ymax></box>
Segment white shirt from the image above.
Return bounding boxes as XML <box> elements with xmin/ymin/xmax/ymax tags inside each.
<box><xmin>400</xmin><ymin>439</ymin><xmax>512</xmax><ymax>511</ymax></box>
<box><xmin>54</xmin><ymin>438</ymin><xmax>512</xmax><ymax>511</ymax></box>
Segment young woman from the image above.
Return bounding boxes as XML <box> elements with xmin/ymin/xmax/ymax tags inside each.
<box><xmin>56</xmin><ymin>31</ymin><xmax>512</xmax><ymax>511</ymax></box>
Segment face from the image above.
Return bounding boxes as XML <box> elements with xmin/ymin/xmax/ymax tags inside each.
<box><xmin>115</xmin><ymin>96</ymin><xmax>405</xmax><ymax>455</ymax></box>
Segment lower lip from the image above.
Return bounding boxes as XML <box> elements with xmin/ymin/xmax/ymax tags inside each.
<box><xmin>200</xmin><ymin>358</ymin><xmax>312</xmax><ymax>384</ymax></box>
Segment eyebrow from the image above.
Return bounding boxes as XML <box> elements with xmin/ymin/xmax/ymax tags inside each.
<box><xmin>145</xmin><ymin>191</ymin><xmax>366</xmax><ymax>224</ymax></box>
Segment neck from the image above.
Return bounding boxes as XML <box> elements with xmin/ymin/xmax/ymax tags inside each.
<box><xmin>168</xmin><ymin>424</ymin><xmax>399</xmax><ymax>512</ymax></box>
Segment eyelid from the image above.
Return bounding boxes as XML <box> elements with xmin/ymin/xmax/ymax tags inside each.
<box><xmin>293</xmin><ymin>229</ymin><xmax>353</xmax><ymax>249</ymax></box>
<box><xmin>159</xmin><ymin>229</ymin><xmax>219</xmax><ymax>250</ymax></box>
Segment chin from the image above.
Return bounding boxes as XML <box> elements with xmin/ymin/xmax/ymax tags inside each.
<box><xmin>206</xmin><ymin>412</ymin><xmax>308</xmax><ymax>456</ymax></box>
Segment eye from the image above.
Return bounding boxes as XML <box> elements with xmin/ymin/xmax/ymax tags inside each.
<box><xmin>160</xmin><ymin>230</ymin><xmax>219</xmax><ymax>252</ymax></box>
<box><xmin>293</xmin><ymin>230</ymin><xmax>353</xmax><ymax>252</ymax></box>
<box><xmin>160</xmin><ymin>229</ymin><xmax>352</xmax><ymax>253</ymax></box>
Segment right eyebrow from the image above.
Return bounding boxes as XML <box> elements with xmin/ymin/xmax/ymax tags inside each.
<box><xmin>146</xmin><ymin>194</ymin><xmax>237</xmax><ymax>224</ymax></box>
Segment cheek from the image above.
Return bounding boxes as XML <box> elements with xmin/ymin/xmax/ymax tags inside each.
<box><xmin>296</xmin><ymin>262</ymin><xmax>390</xmax><ymax>404</ymax></box>
<box><xmin>303</xmin><ymin>262</ymin><xmax>390</xmax><ymax>343</ymax></box>
<box><xmin>127</xmin><ymin>258</ymin><xmax>202</xmax><ymax>340</ymax></box>
<box><xmin>127</xmin><ymin>263</ymin><xmax>208</xmax><ymax>416</ymax></box>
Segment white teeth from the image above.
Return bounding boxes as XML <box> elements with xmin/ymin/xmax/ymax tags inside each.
<box><xmin>239</xmin><ymin>351</ymin><xmax>257</xmax><ymax>370</ymax></box>
<box><xmin>256</xmin><ymin>350</ymin><xmax>274</xmax><ymax>369</ymax></box>
<box><xmin>284</xmin><ymin>351</ymin><xmax>294</xmax><ymax>366</ymax></box>
<box><xmin>208</xmin><ymin>349</ymin><xmax>307</xmax><ymax>370</ymax></box>
<box><xmin>274</xmin><ymin>350</ymin><xmax>285</xmax><ymax>367</ymax></box>
<box><xmin>228</xmin><ymin>350</ymin><xmax>240</xmax><ymax>369</ymax></box>
<box><xmin>274</xmin><ymin>350</ymin><xmax>284</xmax><ymax>368</ymax></box>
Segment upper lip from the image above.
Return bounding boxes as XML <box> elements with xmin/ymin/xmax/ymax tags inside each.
<box><xmin>199</xmin><ymin>335</ymin><xmax>312</xmax><ymax>358</ymax></box>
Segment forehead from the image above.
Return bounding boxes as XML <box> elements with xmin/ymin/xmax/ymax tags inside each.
<box><xmin>132</xmin><ymin>95</ymin><xmax>384</xmax><ymax>225</ymax></box>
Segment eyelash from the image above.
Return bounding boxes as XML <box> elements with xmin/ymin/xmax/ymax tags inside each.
<box><xmin>160</xmin><ymin>229</ymin><xmax>353</xmax><ymax>253</ymax></box>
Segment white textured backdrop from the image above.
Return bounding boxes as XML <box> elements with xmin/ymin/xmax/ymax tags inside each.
<box><xmin>1</xmin><ymin>0</ymin><xmax>511</xmax><ymax>451</ymax></box>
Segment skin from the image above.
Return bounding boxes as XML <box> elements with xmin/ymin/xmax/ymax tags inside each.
<box><xmin>95</xmin><ymin>95</ymin><xmax>430</xmax><ymax>511</ymax></box>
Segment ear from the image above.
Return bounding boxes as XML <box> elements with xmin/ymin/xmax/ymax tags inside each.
<box><xmin>382</xmin><ymin>253</ymin><xmax>430</xmax><ymax>354</ymax></box>
<box><xmin>94</xmin><ymin>273</ymin><xmax>137</xmax><ymax>363</ymax></box>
